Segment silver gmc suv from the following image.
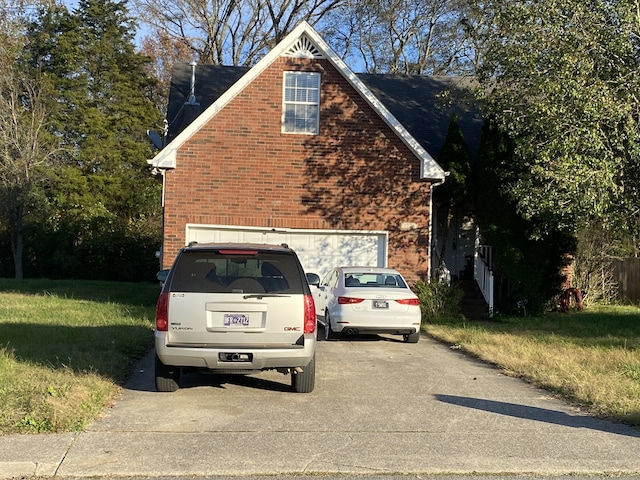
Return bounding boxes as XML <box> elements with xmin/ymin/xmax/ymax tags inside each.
<box><xmin>154</xmin><ymin>242</ymin><xmax>317</xmax><ymax>393</ymax></box>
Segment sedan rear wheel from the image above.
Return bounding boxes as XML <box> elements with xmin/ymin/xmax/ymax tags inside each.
<box><xmin>403</xmin><ymin>331</ymin><xmax>420</xmax><ymax>343</ymax></box>
<box><xmin>324</xmin><ymin>311</ymin><xmax>336</xmax><ymax>340</ymax></box>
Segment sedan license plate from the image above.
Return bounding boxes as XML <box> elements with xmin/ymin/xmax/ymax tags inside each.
<box><xmin>224</xmin><ymin>313</ymin><xmax>250</xmax><ymax>326</ymax></box>
<box><xmin>372</xmin><ymin>300</ymin><xmax>389</xmax><ymax>309</ymax></box>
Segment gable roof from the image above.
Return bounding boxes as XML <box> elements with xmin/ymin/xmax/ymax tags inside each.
<box><xmin>148</xmin><ymin>21</ymin><xmax>466</xmax><ymax>181</ymax></box>
<box><xmin>164</xmin><ymin>68</ymin><xmax>482</xmax><ymax>162</ymax></box>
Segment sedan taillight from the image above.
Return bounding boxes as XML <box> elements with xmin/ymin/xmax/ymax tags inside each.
<box><xmin>303</xmin><ymin>294</ymin><xmax>316</xmax><ymax>334</ymax></box>
<box><xmin>395</xmin><ymin>298</ymin><xmax>420</xmax><ymax>306</ymax></box>
<box><xmin>155</xmin><ymin>292</ymin><xmax>169</xmax><ymax>331</ymax></box>
<box><xmin>338</xmin><ymin>297</ymin><xmax>365</xmax><ymax>304</ymax></box>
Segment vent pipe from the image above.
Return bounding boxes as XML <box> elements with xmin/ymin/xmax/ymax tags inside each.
<box><xmin>186</xmin><ymin>61</ymin><xmax>200</xmax><ymax>106</ymax></box>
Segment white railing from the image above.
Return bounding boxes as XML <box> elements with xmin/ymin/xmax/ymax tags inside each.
<box><xmin>474</xmin><ymin>245</ymin><xmax>494</xmax><ymax>317</ymax></box>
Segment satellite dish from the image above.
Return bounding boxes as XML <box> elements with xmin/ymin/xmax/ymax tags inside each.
<box><xmin>147</xmin><ymin>130</ymin><xmax>163</xmax><ymax>149</ymax></box>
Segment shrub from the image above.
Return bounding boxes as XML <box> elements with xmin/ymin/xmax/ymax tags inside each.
<box><xmin>414</xmin><ymin>280</ymin><xmax>464</xmax><ymax>321</ymax></box>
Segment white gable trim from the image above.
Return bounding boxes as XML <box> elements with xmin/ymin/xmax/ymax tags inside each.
<box><xmin>148</xmin><ymin>22</ymin><xmax>446</xmax><ymax>182</ymax></box>
<box><xmin>284</xmin><ymin>35</ymin><xmax>324</xmax><ymax>58</ymax></box>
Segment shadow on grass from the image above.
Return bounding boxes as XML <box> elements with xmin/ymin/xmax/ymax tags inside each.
<box><xmin>435</xmin><ymin>394</ymin><xmax>640</xmax><ymax>438</ymax></box>
<box><xmin>0</xmin><ymin>322</ymin><xmax>153</xmax><ymax>384</ymax></box>
<box><xmin>0</xmin><ymin>278</ymin><xmax>161</xmax><ymax>308</ymax></box>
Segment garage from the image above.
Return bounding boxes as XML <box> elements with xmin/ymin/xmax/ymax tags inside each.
<box><xmin>185</xmin><ymin>224</ymin><xmax>388</xmax><ymax>278</ymax></box>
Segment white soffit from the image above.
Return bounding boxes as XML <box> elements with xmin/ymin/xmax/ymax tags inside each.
<box><xmin>148</xmin><ymin>22</ymin><xmax>446</xmax><ymax>182</ymax></box>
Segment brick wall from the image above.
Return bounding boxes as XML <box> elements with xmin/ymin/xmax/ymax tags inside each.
<box><xmin>162</xmin><ymin>57</ymin><xmax>434</xmax><ymax>283</ymax></box>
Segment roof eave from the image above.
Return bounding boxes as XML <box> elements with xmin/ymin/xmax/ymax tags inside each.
<box><xmin>147</xmin><ymin>145</ymin><xmax>177</xmax><ymax>170</ymax></box>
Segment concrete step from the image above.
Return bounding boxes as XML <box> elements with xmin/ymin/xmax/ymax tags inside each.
<box><xmin>457</xmin><ymin>279</ymin><xmax>489</xmax><ymax>321</ymax></box>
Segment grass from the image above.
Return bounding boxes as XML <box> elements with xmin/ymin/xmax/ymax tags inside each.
<box><xmin>0</xmin><ymin>279</ymin><xmax>159</xmax><ymax>434</ymax></box>
<box><xmin>424</xmin><ymin>305</ymin><xmax>640</xmax><ymax>427</ymax></box>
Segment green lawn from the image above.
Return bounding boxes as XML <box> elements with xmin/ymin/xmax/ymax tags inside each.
<box><xmin>0</xmin><ymin>279</ymin><xmax>159</xmax><ymax>434</ymax></box>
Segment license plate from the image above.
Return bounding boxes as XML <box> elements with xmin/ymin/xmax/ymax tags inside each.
<box><xmin>224</xmin><ymin>313</ymin><xmax>250</xmax><ymax>326</ymax></box>
<box><xmin>372</xmin><ymin>300</ymin><xmax>389</xmax><ymax>309</ymax></box>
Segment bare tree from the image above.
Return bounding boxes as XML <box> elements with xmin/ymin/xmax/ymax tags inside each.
<box><xmin>140</xmin><ymin>27</ymin><xmax>194</xmax><ymax>114</ymax></box>
<box><xmin>324</xmin><ymin>0</ymin><xmax>482</xmax><ymax>74</ymax></box>
<box><xmin>132</xmin><ymin>0</ymin><xmax>344</xmax><ymax>66</ymax></box>
<box><xmin>0</xmin><ymin>39</ymin><xmax>57</xmax><ymax>278</ymax></box>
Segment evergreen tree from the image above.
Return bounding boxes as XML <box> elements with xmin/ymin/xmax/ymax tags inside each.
<box><xmin>21</xmin><ymin>0</ymin><xmax>164</xmax><ymax>280</ymax></box>
<box><xmin>28</xmin><ymin>0</ymin><xmax>162</xmax><ymax>219</ymax></box>
<box><xmin>433</xmin><ymin>113</ymin><xmax>472</xmax><ymax>276</ymax></box>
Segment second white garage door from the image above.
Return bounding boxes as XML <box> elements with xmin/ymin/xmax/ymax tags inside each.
<box><xmin>185</xmin><ymin>224</ymin><xmax>388</xmax><ymax>278</ymax></box>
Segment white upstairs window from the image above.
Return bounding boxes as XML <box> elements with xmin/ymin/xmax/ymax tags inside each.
<box><xmin>282</xmin><ymin>71</ymin><xmax>320</xmax><ymax>134</ymax></box>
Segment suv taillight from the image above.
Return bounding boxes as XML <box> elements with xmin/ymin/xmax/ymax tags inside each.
<box><xmin>156</xmin><ymin>292</ymin><xmax>169</xmax><ymax>331</ymax></box>
<box><xmin>303</xmin><ymin>294</ymin><xmax>316</xmax><ymax>334</ymax></box>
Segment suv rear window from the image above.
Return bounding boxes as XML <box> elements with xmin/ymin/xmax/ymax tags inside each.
<box><xmin>169</xmin><ymin>250</ymin><xmax>305</xmax><ymax>294</ymax></box>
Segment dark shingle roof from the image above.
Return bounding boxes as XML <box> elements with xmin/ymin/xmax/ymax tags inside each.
<box><xmin>357</xmin><ymin>74</ymin><xmax>482</xmax><ymax>161</ymax></box>
<box><xmin>165</xmin><ymin>64</ymin><xmax>250</xmax><ymax>145</ymax></box>
<box><xmin>164</xmin><ymin>63</ymin><xmax>482</xmax><ymax>161</ymax></box>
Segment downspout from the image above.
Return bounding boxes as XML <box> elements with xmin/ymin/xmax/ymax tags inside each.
<box><xmin>151</xmin><ymin>167</ymin><xmax>168</xmax><ymax>269</ymax></box>
<box><xmin>427</xmin><ymin>174</ymin><xmax>448</xmax><ymax>281</ymax></box>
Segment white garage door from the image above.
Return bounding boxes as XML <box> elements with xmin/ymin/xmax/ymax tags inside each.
<box><xmin>185</xmin><ymin>224</ymin><xmax>388</xmax><ymax>278</ymax></box>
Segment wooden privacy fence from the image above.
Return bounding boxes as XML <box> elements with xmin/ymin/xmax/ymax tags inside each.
<box><xmin>612</xmin><ymin>258</ymin><xmax>640</xmax><ymax>303</ymax></box>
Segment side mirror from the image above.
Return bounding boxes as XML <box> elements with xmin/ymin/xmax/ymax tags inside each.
<box><xmin>306</xmin><ymin>272</ymin><xmax>320</xmax><ymax>287</ymax></box>
<box><xmin>156</xmin><ymin>269</ymin><xmax>170</xmax><ymax>283</ymax></box>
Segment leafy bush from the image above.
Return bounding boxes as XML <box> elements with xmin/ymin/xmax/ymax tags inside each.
<box><xmin>571</xmin><ymin>224</ymin><xmax>619</xmax><ymax>306</ymax></box>
<box><xmin>414</xmin><ymin>280</ymin><xmax>464</xmax><ymax>321</ymax></box>
<box><xmin>0</xmin><ymin>221</ymin><xmax>160</xmax><ymax>282</ymax></box>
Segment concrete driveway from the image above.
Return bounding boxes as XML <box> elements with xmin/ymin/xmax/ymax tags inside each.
<box><xmin>2</xmin><ymin>332</ymin><xmax>640</xmax><ymax>478</ymax></box>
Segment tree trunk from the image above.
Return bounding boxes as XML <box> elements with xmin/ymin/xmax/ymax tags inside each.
<box><xmin>10</xmin><ymin>203</ymin><xmax>24</xmax><ymax>280</ymax></box>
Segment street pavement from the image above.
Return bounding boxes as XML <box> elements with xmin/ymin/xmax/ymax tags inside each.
<box><xmin>1</xmin><ymin>332</ymin><xmax>640</xmax><ymax>478</ymax></box>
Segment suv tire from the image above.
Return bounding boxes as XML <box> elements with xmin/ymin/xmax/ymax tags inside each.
<box><xmin>291</xmin><ymin>354</ymin><xmax>315</xmax><ymax>393</ymax></box>
<box><xmin>155</xmin><ymin>353</ymin><xmax>180</xmax><ymax>392</ymax></box>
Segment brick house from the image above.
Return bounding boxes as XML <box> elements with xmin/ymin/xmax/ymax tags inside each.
<box><xmin>148</xmin><ymin>22</ymin><xmax>481</xmax><ymax>284</ymax></box>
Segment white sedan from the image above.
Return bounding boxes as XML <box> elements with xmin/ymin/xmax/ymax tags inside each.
<box><xmin>312</xmin><ymin>266</ymin><xmax>422</xmax><ymax>343</ymax></box>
